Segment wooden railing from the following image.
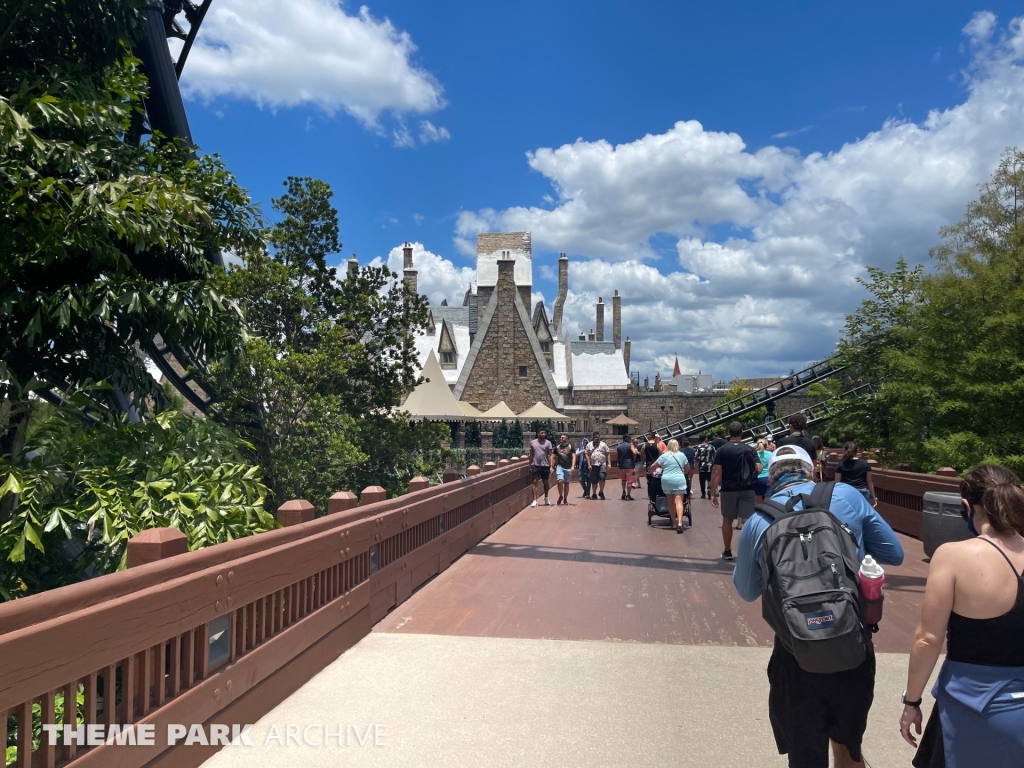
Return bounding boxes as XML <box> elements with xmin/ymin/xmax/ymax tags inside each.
<box><xmin>0</xmin><ymin>460</ymin><xmax>534</xmax><ymax>768</ymax></box>
<box><xmin>822</xmin><ymin>451</ymin><xmax>960</xmax><ymax>538</ymax></box>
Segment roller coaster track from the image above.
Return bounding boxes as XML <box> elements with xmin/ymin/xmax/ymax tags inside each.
<box><xmin>656</xmin><ymin>357</ymin><xmax>846</xmax><ymax>441</ymax></box>
<box><xmin>741</xmin><ymin>382</ymin><xmax>876</xmax><ymax>442</ymax></box>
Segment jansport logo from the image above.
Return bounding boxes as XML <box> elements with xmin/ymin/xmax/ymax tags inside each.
<box><xmin>805</xmin><ymin>611</ymin><xmax>836</xmax><ymax>629</ymax></box>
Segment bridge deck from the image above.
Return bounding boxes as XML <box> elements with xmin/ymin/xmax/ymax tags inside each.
<box><xmin>204</xmin><ymin>489</ymin><xmax>934</xmax><ymax>768</ymax></box>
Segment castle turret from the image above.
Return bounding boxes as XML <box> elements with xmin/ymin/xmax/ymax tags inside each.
<box><xmin>552</xmin><ymin>253</ymin><xmax>568</xmax><ymax>338</ymax></box>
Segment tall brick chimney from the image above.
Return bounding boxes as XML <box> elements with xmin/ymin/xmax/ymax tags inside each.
<box><xmin>552</xmin><ymin>253</ymin><xmax>568</xmax><ymax>338</ymax></box>
<box><xmin>612</xmin><ymin>290</ymin><xmax>621</xmax><ymax>350</ymax></box>
<box><xmin>402</xmin><ymin>243</ymin><xmax>417</xmax><ymax>294</ymax></box>
<box><xmin>596</xmin><ymin>297</ymin><xmax>604</xmax><ymax>342</ymax></box>
<box><xmin>624</xmin><ymin>336</ymin><xmax>631</xmax><ymax>373</ymax></box>
<box><xmin>588</xmin><ymin>329</ymin><xmax>595</xmax><ymax>342</ymax></box>
<box><xmin>403</xmin><ymin>242</ymin><xmax>414</xmax><ymax>270</ymax></box>
<box><xmin>347</xmin><ymin>255</ymin><xmax>359</xmax><ymax>278</ymax></box>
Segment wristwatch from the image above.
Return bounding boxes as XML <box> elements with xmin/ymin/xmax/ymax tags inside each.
<box><xmin>901</xmin><ymin>690</ymin><xmax>922</xmax><ymax>708</ymax></box>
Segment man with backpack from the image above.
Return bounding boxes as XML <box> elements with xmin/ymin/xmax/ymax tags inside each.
<box><xmin>732</xmin><ymin>444</ymin><xmax>905</xmax><ymax>768</ymax></box>
<box><xmin>709</xmin><ymin>421</ymin><xmax>761</xmax><ymax>560</ymax></box>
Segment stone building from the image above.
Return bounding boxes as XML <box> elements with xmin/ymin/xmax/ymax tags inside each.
<box><xmin>408</xmin><ymin>233</ymin><xmax>630</xmax><ymax>425</ymax></box>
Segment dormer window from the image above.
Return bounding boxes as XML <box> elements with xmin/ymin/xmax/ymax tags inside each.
<box><xmin>441</xmin><ymin>352</ymin><xmax>454</xmax><ymax>365</ymax></box>
<box><xmin>540</xmin><ymin>341</ymin><xmax>550</xmax><ymax>353</ymax></box>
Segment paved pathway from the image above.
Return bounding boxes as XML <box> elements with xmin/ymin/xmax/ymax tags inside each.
<box><xmin>205</xmin><ymin>489</ymin><xmax>935</xmax><ymax>768</ymax></box>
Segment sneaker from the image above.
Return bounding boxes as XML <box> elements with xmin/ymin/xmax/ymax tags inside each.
<box><xmin>621</xmin><ymin>493</ymin><xmax>627</xmax><ymax>500</ymax></box>
<box><xmin>599</xmin><ymin>492</ymin><xmax>605</xmax><ymax>500</ymax></box>
<box><xmin>722</xmin><ymin>550</ymin><xmax>735</xmax><ymax>561</ymax></box>
<box><xmin>625</xmin><ymin>495</ymin><xmax>634</xmax><ymax>501</ymax></box>
<box><xmin>544</xmin><ymin>498</ymin><xmax>552</xmax><ymax>506</ymax></box>
<box><xmin>530</xmin><ymin>500</ymin><xmax>538</xmax><ymax>508</ymax></box>
<box><xmin>590</xmin><ymin>495</ymin><xmax>598</xmax><ymax>500</ymax></box>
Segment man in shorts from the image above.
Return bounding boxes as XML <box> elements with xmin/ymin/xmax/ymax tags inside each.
<box><xmin>694</xmin><ymin>434</ymin><xmax>716</xmax><ymax>499</ymax></box>
<box><xmin>529</xmin><ymin>428</ymin><xmax>554</xmax><ymax>507</ymax></box>
<box><xmin>553</xmin><ymin>433</ymin><xmax>576</xmax><ymax>506</ymax></box>
<box><xmin>732</xmin><ymin>445</ymin><xmax>904</xmax><ymax>768</ymax></box>
<box><xmin>616</xmin><ymin>434</ymin><xmax>638</xmax><ymax>500</ymax></box>
<box><xmin>710</xmin><ymin>421</ymin><xmax>761</xmax><ymax>561</ymax></box>
<box><xmin>587</xmin><ymin>432</ymin><xmax>610</xmax><ymax>500</ymax></box>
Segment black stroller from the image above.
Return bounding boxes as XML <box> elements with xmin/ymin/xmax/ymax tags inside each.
<box><xmin>646</xmin><ymin>471</ymin><xmax>692</xmax><ymax>528</ymax></box>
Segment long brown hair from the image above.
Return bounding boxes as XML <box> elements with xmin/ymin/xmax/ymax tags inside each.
<box><xmin>961</xmin><ymin>464</ymin><xmax>1024</xmax><ymax>536</ymax></box>
<box><xmin>843</xmin><ymin>441</ymin><xmax>858</xmax><ymax>462</ymax></box>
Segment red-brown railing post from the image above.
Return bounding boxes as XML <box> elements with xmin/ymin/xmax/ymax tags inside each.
<box><xmin>483</xmin><ymin>462</ymin><xmax>497</xmax><ymax>472</ymax></box>
<box><xmin>327</xmin><ymin>491</ymin><xmax>358</xmax><ymax>515</ymax></box>
<box><xmin>407</xmin><ymin>477</ymin><xmax>430</xmax><ymax>492</ymax></box>
<box><xmin>127</xmin><ymin>528</ymin><xmax>189</xmax><ymax>568</ymax></box>
<box><xmin>442</xmin><ymin>468</ymin><xmax>461</xmax><ymax>483</ymax></box>
<box><xmin>466</xmin><ymin>465</ymin><xmax>481</xmax><ymax>476</ymax></box>
<box><xmin>935</xmin><ymin>467</ymin><xmax>959</xmax><ymax>478</ymax></box>
<box><xmin>276</xmin><ymin>500</ymin><xmax>315</xmax><ymax>527</ymax></box>
<box><xmin>360</xmin><ymin>486</ymin><xmax>387</xmax><ymax>505</ymax></box>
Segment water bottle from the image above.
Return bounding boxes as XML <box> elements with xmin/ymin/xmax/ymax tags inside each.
<box><xmin>857</xmin><ymin>555</ymin><xmax>885</xmax><ymax>626</ymax></box>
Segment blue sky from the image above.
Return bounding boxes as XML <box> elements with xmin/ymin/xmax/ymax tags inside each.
<box><xmin>177</xmin><ymin>2</ymin><xmax>1024</xmax><ymax>381</ymax></box>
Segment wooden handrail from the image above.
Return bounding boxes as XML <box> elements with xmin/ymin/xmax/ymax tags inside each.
<box><xmin>0</xmin><ymin>462</ymin><xmax>534</xmax><ymax>768</ymax></box>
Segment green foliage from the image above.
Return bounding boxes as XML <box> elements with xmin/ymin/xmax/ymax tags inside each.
<box><xmin>492</xmin><ymin>420</ymin><xmax>525</xmax><ymax>449</ymax></box>
<box><xmin>463</xmin><ymin>420</ymin><xmax>481</xmax><ymax>447</ymax></box>
<box><xmin>715</xmin><ymin>379</ymin><xmax>766</xmax><ymax>428</ymax></box>
<box><xmin>527</xmin><ymin>419</ymin><xmax>554</xmax><ymax>436</ymax></box>
<box><xmin>0</xmin><ymin>406</ymin><xmax>272</xmax><ymax>600</ymax></box>
<box><xmin>0</xmin><ymin>0</ymin><xmax>258</xmax><ymax>437</ymax></box>
<box><xmin>833</xmin><ymin>148</ymin><xmax>1024</xmax><ymax>473</ymax></box>
<box><xmin>218</xmin><ymin>177</ymin><xmax>445</xmax><ymax>510</ymax></box>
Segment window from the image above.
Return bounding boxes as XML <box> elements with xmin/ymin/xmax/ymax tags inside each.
<box><xmin>540</xmin><ymin>341</ymin><xmax>550</xmax><ymax>352</ymax></box>
<box><xmin>518</xmin><ymin>366</ymin><xmax>528</xmax><ymax>378</ymax></box>
<box><xmin>441</xmin><ymin>352</ymin><xmax>454</xmax><ymax>364</ymax></box>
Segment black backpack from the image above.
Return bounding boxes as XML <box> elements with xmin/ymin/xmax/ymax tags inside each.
<box><xmin>758</xmin><ymin>482</ymin><xmax>868</xmax><ymax>673</ymax></box>
<box><xmin>737</xmin><ymin>444</ymin><xmax>758</xmax><ymax>490</ymax></box>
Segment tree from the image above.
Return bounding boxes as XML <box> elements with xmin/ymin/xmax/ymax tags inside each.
<box><xmin>218</xmin><ymin>177</ymin><xmax>449</xmax><ymax>508</ymax></box>
<box><xmin>832</xmin><ymin>148</ymin><xmax>1024</xmax><ymax>473</ymax></box>
<box><xmin>715</xmin><ymin>379</ymin><xmax>766</xmax><ymax>429</ymax></box>
<box><xmin>0</xmin><ymin>0</ymin><xmax>257</xmax><ymax>445</ymax></box>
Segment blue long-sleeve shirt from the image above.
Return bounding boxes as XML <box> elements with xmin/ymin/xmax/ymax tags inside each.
<box><xmin>732</xmin><ymin>481</ymin><xmax>905</xmax><ymax>602</ymax></box>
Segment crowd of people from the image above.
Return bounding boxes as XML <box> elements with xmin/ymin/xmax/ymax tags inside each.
<box><xmin>524</xmin><ymin>416</ymin><xmax>1024</xmax><ymax>767</ymax></box>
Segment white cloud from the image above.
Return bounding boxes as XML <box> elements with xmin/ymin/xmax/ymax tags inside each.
<box><xmin>455</xmin><ymin>14</ymin><xmax>1024</xmax><ymax>381</ymax></box>
<box><xmin>370</xmin><ymin>242</ymin><xmax>476</xmax><ymax>306</ymax></box>
<box><xmin>771</xmin><ymin>125</ymin><xmax>814</xmax><ymax>139</ymax></box>
<box><xmin>178</xmin><ymin>0</ymin><xmax>444</xmax><ymax>128</ymax></box>
<box><xmin>419</xmin><ymin>120</ymin><xmax>451</xmax><ymax>143</ymax></box>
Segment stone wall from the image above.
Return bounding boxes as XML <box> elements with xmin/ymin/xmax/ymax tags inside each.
<box><xmin>625</xmin><ymin>391</ymin><xmax>821</xmax><ymax>434</ymax></box>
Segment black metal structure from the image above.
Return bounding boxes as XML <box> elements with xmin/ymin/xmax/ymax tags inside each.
<box><xmin>741</xmin><ymin>382</ymin><xmax>876</xmax><ymax>442</ymax></box>
<box><xmin>656</xmin><ymin>357</ymin><xmax>845</xmax><ymax>442</ymax></box>
<box><xmin>132</xmin><ymin>1</ymin><xmax>221</xmax><ymax>416</ymax></box>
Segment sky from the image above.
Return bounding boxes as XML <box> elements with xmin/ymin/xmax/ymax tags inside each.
<box><xmin>175</xmin><ymin>2</ymin><xmax>1024</xmax><ymax>383</ymax></box>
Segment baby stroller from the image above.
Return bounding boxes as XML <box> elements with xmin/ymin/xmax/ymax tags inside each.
<box><xmin>646</xmin><ymin>471</ymin><xmax>692</xmax><ymax>528</ymax></box>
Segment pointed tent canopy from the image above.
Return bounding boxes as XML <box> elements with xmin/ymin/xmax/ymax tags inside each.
<box><xmin>458</xmin><ymin>400</ymin><xmax>484</xmax><ymax>418</ymax></box>
<box><xmin>400</xmin><ymin>350</ymin><xmax>466</xmax><ymax>421</ymax></box>
<box><xmin>479</xmin><ymin>401</ymin><xmax>517</xmax><ymax>420</ymax></box>
<box><xmin>517</xmin><ymin>401</ymin><xmax>567</xmax><ymax>420</ymax></box>
<box><xmin>605</xmin><ymin>412</ymin><xmax>639</xmax><ymax>426</ymax></box>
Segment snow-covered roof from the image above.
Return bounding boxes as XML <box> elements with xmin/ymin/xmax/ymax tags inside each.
<box><xmin>413</xmin><ymin>309</ymin><xmax>471</xmax><ymax>386</ymax></box>
<box><xmin>569</xmin><ymin>341</ymin><xmax>629</xmax><ymax>389</ymax></box>
<box><xmin>552</xmin><ymin>340</ymin><xmax>569</xmax><ymax>389</ymax></box>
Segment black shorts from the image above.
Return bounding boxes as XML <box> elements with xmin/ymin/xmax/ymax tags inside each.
<box><xmin>531</xmin><ymin>465</ymin><xmax>550</xmax><ymax>480</ymax></box>
<box><xmin>767</xmin><ymin>637</ymin><xmax>875</xmax><ymax>768</ymax></box>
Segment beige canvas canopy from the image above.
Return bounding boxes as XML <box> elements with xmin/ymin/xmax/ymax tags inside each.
<box><xmin>604</xmin><ymin>412</ymin><xmax>639</xmax><ymax>426</ymax></box>
<box><xmin>517</xmin><ymin>401</ymin><xmax>567</xmax><ymax>420</ymax></box>
<box><xmin>399</xmin><ymin>351</ymin><xmax>466</xmax><ymax>421</ymax></box>
<box><xmin>478</xmin><ymin>401</ymin><xmax>517</xmax><ymax>420</ymax></box>
<box><xmin>458</xmin><ymin>400</ymin><xmax>484</xmax><ymax>418</ymax></box>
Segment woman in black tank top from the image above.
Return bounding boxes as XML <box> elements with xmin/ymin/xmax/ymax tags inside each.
<box><xmin>898</xmin><ymin>464</ymin><xmax>1024</xmax><ymax>768</ymax></box>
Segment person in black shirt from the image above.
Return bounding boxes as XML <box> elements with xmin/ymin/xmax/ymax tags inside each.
<box><xmin>835</xmin><ymin>441</ymin><xmax>876</xmax><ymax>505</ymax></box>
<box><xmin>681</xmin><ymin>438</ymin><xmax>696</xmax><ymax>502</ymax></box>
<box><xmin>775</xmin><ymin>414</ymin><xmax>817</xmax><ymax>465</ymax></box>
<box><xmin>710</xmin><ymin>421</ymin><xmax>762</xmax><ymax>561</ymax></box>
<box><xmin>617</xmin><ymin>434</ymin><xmax>638</xmax><ymax>500</ymax></box>
<box><xmin>710</xmin><ymin>429</ymin><xmax>728</xmax><ymax>451</ymax></box>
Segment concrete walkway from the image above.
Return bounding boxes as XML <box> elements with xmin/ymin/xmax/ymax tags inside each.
<box><xmin>204</xmin><ymin>491</ymin><xmax>935</xmax><ymax>768</ymax></box>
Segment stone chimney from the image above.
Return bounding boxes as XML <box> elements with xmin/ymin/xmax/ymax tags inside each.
<box><xmin>347</xmin><ymin>255</ymin><xmax>359</xmax><ymax>278</ymax></box>
<box><xmin>624</xmin><ymin>336</ymin><xmax>631</xmax><ymax>373</ymax></box>
<box><xmin>579</xmin><ymin>333</ymin><xmax>586</xmax><ymax>341</ymax></box>
<box><xmin>595</xmin><ymin>297</ymin><xmax>605</xmax><ymax>342</ymax></box>
<box><xmin>588</xmin><ymin>329</ymin><xmax>595</xmax><ymax>342</ymax></box>
<box><xmin>403</xmin><ymin>242</ymin><xmax>414</xmax><ymax>270</ymax></box>
<box><xmin>552</xmin><ymin>253</ymin><xmax>568</xmax><ymax>338</ymax></box>
<box><xmin>612</xmin><ymin>290</ymin><xmax>621</xmax><ymax>350</ymax></box>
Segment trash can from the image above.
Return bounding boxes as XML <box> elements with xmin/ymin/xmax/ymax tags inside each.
<box><xmin>922</xmin><ymin>491</ymin><xmax>974</xmax><ymax>558</ymax></box>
